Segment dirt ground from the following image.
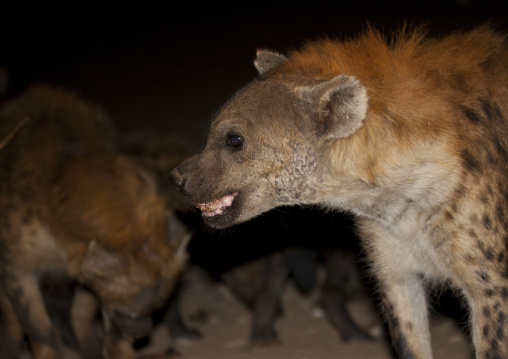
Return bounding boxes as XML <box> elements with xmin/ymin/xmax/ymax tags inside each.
<box><xmin>13</xmin><ymin>267</ymin><xmax>473</xmax><ymax>359</ymax></box>
<box><xmin>149</xmin><ymin>265</ymin><xmax>474</xmax><ymax>359</ymax></box>
<box><xmin>19</xmin><ymin>264</ymin><xmax>473</xmax><ymax>359</ymax></box>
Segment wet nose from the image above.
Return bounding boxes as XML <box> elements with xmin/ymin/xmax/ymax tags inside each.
<box><xmin>169</xmin><ymin>167</ymin><xmax>187</xmax><ymax>195</ymax></box>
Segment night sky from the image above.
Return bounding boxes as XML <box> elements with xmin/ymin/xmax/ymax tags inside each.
<box><xmin>1</xmin><ymin>1</ymin><xmax>507</xmax><ymax>140</ymax></box>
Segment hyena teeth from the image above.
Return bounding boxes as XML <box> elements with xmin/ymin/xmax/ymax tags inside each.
<box><xmin>197</xmin><ymin>192</ymin><xmax>238</xmax><ymax>216</ymax></box>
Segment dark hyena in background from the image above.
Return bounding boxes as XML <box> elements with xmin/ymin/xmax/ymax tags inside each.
<box><xmin>171</xmin><ymin>26</ymin><xmax>508</xmax><ymax>358</ymax></box>
<box><xmin>0</xmin><ymin>85</ymin><xmax>190</xmax><ymax>359</ymax></box>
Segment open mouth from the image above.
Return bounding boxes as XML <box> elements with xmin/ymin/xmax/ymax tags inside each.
<box><xmin>197</xmin><ymin>192</ymin><xmax>238</xmax><ymax>217</ymax></box>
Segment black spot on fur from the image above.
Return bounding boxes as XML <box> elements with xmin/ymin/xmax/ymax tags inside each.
<box><xmin>462</xmin><ymin>106</ymin><xmax>483</xmax><ymax>124</ymax></box>
<box><xmin>501</xmin><ymin>288</ymin><xmax>508</xmax><ymax>301</ymax></box>
<box><xmin>492</xmin><ymin>133</ymin><xmax>508</xmax><ymax>162</ymax></box>
<box><xmin>484</xmin><ymin>306</ymin><xmax>492</xmax><ymax>318</ymax></box>
<box><xmin>497</xmin><ymin>252</ymin><xmax>505</xmax><ymax>263</ymax></box>
<box><xmin>498</xmin><ymin>312</ymin><xmax>506</xmax><ymax>325</ymax></box>
<box><xmin>450</xmin><ymin>203</ymin><xmax>459</xmax><ymax>213</ymax></box>
<box><xmin>489</xmin><ymin>338</ymin><xmax>501</xmax><ymax>358</ymax></box>
<box><xmin>485</xmin><ymin>247</ymin><xmax>496</xmax><ymax>262</ymax></box>
<box><xmin>484</xmin><ymin>214</ymin><xmax>493</xmax><ymax>231</ymax></box>
<box><xmin>478</xmin><ymin>271</ymin><xmax>490</xmax><ymax>282</ymax></box>
<box><xmin>481</xmin><ymin>100</ymin><xmax>492</xmax><ymax>118</ymax></box>
<box><xmin>492</xmin><ymin>338</ymin><xmax>500</xmax><ymax>350</ymax></box>
<box><xmin>455</xmin><ymin>185</ymin><xmax>466</xmax><ymax>198</ymax></box>
<box><xmin>493</xmin><ymin>302</ymin><xmax>501</xmax><ymax>311</ymax></box>
<box><xmin>493</xmin><ymin>104</ymin><xmax>505</xmax><ymax>122</ymax></box>
<box><xmin>462</xmin><ymin>150</ymin><xmax>482</xmax><ymax>173</ymax></box>
<box><xmin>496</xmin><ymin>205</ymin><xmax>505</xmax><ymax>223</ymax></box>
<box><xmin>483</xmin><ymin>324</ymin><xmax>490</xmax><ymax>338</ymax></box>
<box><xmin>485</xmin><ymin>289</ymin><xmax>496</xmax><ymax>297</ymax></box>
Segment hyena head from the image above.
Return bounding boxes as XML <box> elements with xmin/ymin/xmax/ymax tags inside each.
<box><xmin>68</xmin><ymin>157</ymin><xmax>191</xmax><ymax>339</ymax></box>
<box><xmin>170</xmin><ymin>50</ymin><xmax>368</xmax><ymax>228</ymax></box>
<box><xmin>78</xmin><ymin>211</ymin><xmax>190</xmax><ymax>339</ymax></box>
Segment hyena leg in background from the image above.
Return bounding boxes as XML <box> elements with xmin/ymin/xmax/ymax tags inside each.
<box><xmin>102</xmin><ymin>314</ymin><xmax>136</xmax><ymax>359</ymax></box>
<box><xmin>320</xmin><ymin>249</ymin><xmax>373</xmax><ymax>342</ymax></box>
<box><xmin>2</xmin><ymin>274</ymin><xmax>64</xmax><ymax>359</ymax></box>
<box><xmin>71</xmin><ymin>287</ymin><xmax>103</xmax><ymax>359</ymax></box>
<box><xmin>250</xmin><ymin>252</ymin><xmax>290</xmax><ymax>343</ymax></box>
<box><xmin>0</xmin><ymin>289</ymin><xmax>24</xmax><ymax>359</ymax></box>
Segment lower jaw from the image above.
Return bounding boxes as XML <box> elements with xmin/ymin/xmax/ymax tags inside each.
<box><xmin>201</xmin><ymin>207</ymin><xmax>238</xmax><ymax>229</ymax></box>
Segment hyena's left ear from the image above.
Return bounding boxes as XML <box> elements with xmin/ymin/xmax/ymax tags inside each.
<box><xmin>254</xmin><ymin>50</ymin><xmax>287</xmax><ymax>75</ymax></box>
<box><xmin>80</xmin><ymin>241</ymin><xmax>126</xmax><ymax>281</ymax></box>
<box><xmin>165</xmin><ymin>210</ymin><xmax>192</xmax><ymax>262</ymax></box>
<box><xmin>297</xmin><ymin>75</ymin><xmax>368</xmax><ymax>139</ymax></box>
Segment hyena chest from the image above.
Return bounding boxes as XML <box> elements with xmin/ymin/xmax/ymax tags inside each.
<box><xmin>15</xmin><ymin>218</ymin><xmax>69</xmax><ymax>275</ymax></box>
<box><xmin>359</xmin><ymin>196</ymin><xmax>460</xmax><ymax>283</ymax></box>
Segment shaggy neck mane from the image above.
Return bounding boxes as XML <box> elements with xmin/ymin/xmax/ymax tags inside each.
<box><xmin>274</xmin><ymin>26</ymin><xmax>507</xmax><ymax>185</ymax></box>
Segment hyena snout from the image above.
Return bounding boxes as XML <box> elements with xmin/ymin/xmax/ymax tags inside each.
<box><xmin>169</xmin><ymin>166</ymin><xmax>188</xmax><ymax>195</ymax></box>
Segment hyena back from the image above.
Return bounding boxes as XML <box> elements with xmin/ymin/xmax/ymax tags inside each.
<box><xmin>171</xmin><ymin>26</ymin><xmax>508</xmax><ymax>358</ymax></box>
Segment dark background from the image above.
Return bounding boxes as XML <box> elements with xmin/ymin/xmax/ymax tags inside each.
<box><xmin>0</xmin><ymin>4</ymin><xmax>505</xmax><ymax>356</ymax></box>
<box><xmin>1</xmin><ymin>1</ymin><xmax>507</xmax><ymax>143</ymax></box>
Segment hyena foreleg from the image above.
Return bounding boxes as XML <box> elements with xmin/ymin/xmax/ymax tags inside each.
<box><xmin>361</xmin><ymin>222</ymin><xmax>433</xmax><ymax>359</ymax></box>
<box><xmin>2</xmin><ymin>274</ymin><xmax>63</xmax><ymax>359</ymax></box>
<box><xmin>71</xmin><ymin>287</ymin><xmax>103</xmax><ymax>359</ymax></box>
<box><xmin>460</xmin><ymin>275</ymin><xmax>508</xmax><ymax>359</ymax></box>
<box><xmin>0</xmin><ymin>289</ymin><xmax>24</xmax><ymax>359</ymax></box>
<box><xmin>379</xmin><ymin>277</ymin><xmax>432</xmax><ymax>359</ymax></box>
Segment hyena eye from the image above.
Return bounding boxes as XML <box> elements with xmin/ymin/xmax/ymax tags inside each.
<box><xmin>225</xmin><ymin>134</ymin><xmax>244</xmax><ymax>148</ymax></box>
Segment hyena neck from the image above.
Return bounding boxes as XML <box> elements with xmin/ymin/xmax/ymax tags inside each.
<box><xmin>320</xmin><ymin>156</ymin><xmax>461</xmax><ymax>231</ymax></box>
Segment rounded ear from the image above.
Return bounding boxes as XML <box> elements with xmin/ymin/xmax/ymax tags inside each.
<box><xmin>296</xmin><ymin>75</ymin><xmax>368</xmax><ymax>139</ymax></box>
<box><xmin>254</xmin><ymin>50</ymin><xmax>287</xmax><ymax>75</ymax></box>
<box><xmin>165</xmin><ymin>210</ymin><xmax>192</xmax><ymax>262</ymax></box>
<box><xmin>80</xmin><ymin>241</ymin><xmax>125</xmax><ymax>280</ymax></box>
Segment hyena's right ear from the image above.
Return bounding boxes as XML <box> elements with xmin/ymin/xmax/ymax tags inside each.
<box><xmin>296</xmin><ymin>75</ymin><xmax>368</xmax><ymax>139</ymax></box>
<box><xmin>80</xmin><ymin>241</ymin><xmax>126</xmax><ymax>281</ymax></box>
<box><xmin>254</xmin><ymin>50</ymin><xmax>287</xmax><ymax>75</ymax></box>
<box><xmin>165</xmin><ymin>209</ymin><xmax>192</xmax><ymax>263</ymax></box>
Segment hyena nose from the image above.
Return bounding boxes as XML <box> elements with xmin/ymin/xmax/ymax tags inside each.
<box><xmin>169</xmin><ymin>167</ymin><xmax>188</xmax><ymax>195</ymax></box>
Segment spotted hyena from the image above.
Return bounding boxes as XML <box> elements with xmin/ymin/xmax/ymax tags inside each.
<box><xmin>0</xmin><ymin>85</ymin><xmax>190</xmax><ymax>359</ymax></box>
<box><xmin>170</xmin><ymin>26</ymin><xmax>508</xmax><ymax>358</ymax></box>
